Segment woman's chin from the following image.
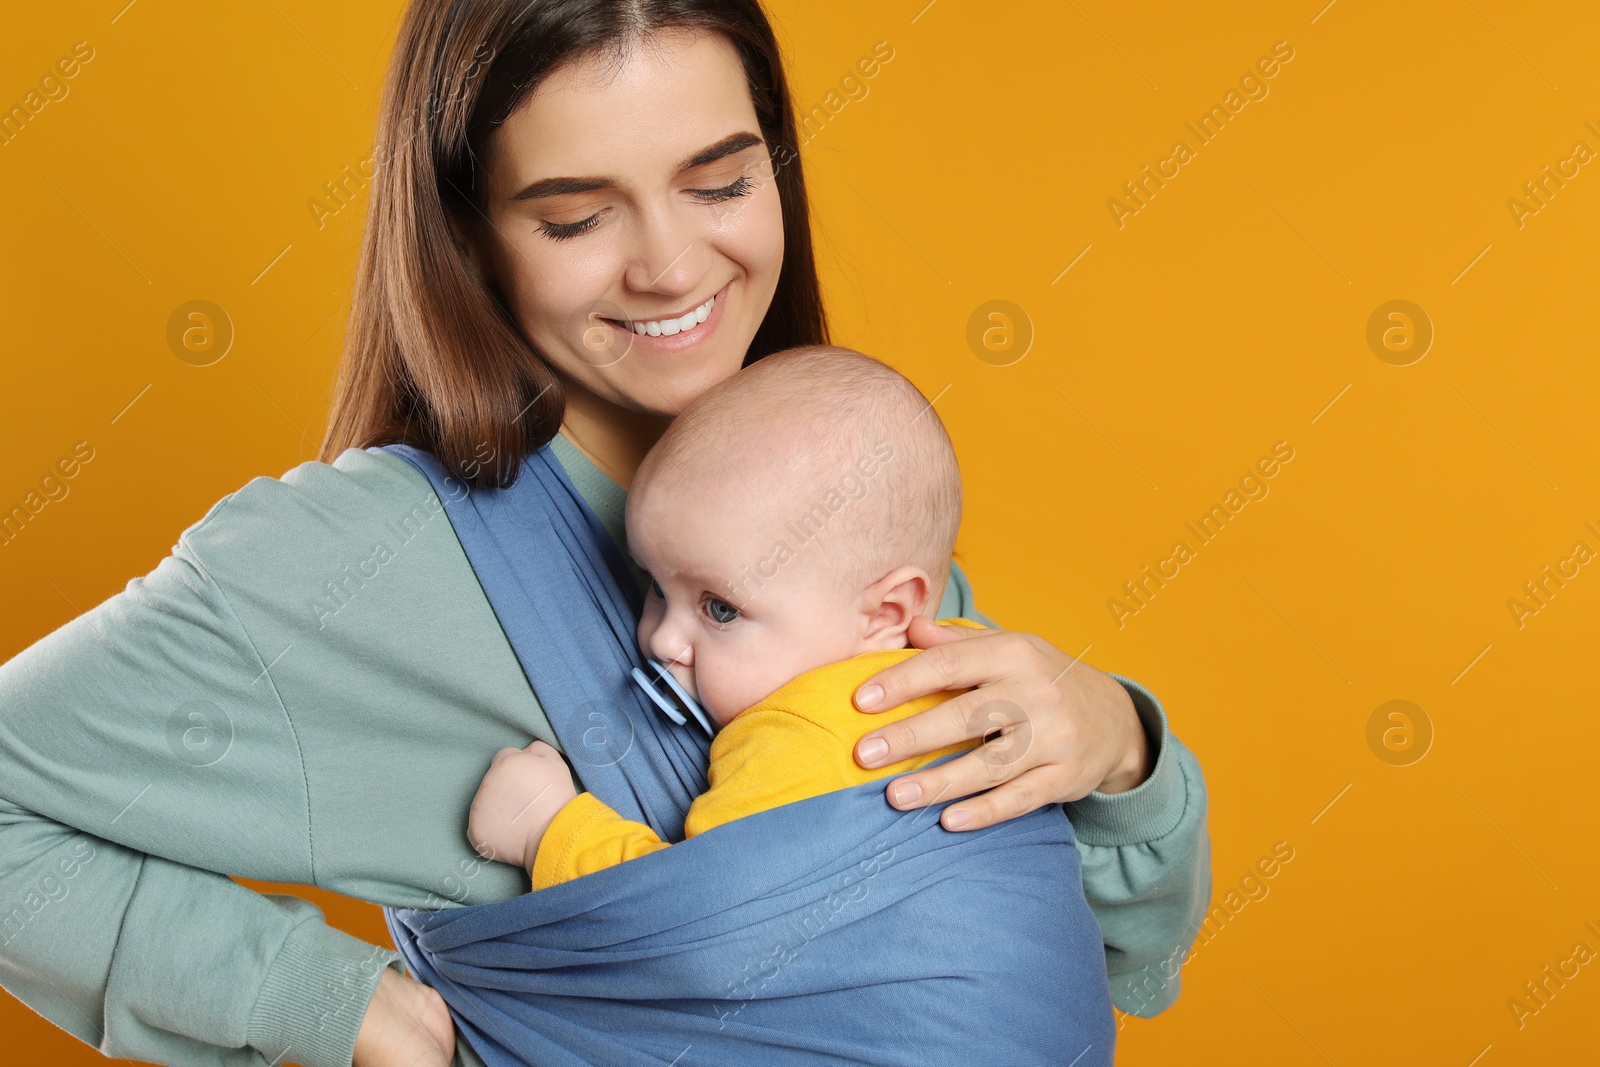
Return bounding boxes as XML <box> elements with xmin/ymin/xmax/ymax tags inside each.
<box><xmin>631</xmin><ymin>357</ymin><xmax>749</xmax><ymax>416</ymax></box>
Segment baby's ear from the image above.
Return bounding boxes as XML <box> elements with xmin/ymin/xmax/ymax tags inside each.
<box><xmin>860</xmin><ymin>566</ymin><xmax>933</xmax><ymax>645</ymax></box>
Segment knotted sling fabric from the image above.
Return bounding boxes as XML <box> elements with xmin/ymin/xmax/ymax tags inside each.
<box><xmin>377</xmin><ymin>444</ymin><xmax>1116</xmax><ymax>1067</ymax></box>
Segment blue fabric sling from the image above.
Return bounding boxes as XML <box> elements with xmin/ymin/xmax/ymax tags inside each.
<box><xmin>377</xmin><ymin>443</ymin><xmax>1116</xmax><ymax>1067</ymax></box>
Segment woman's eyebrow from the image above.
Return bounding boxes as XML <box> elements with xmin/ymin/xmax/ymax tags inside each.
<box><xmin>678</xmin><ymin>130</ymin><xmax>765</xmax><ymax>172</ymax></box>
<box><xmin>510</xmin><ymin>131</ymin><xmax>766</xmax><ymax>202</ymax></box>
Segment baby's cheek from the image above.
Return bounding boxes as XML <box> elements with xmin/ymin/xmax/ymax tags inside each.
<box><xmin>692</xmin><ymin>662</ymin><xmax>736</xmax><ymax>727</ymax></box>
<box><xmin>699</xmin><ymin>648</ymin><xmax>793</xmax><ymax>726</ymax></box>
<box><xmin>695</xmin><ymin>657</ymin><xmax>761</xmax><ymax>727</ymax></box>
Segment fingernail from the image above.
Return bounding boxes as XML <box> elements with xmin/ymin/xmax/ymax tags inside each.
<box><xmin>857</xmin><ymin>684</ymin><xmax>884</xmax><ymax>710</ymax></box>
<box><xmin>858</xmin><ymin>736</ymin><xmax>889</xmax><ymax>765</ymax></box>
<box><xmin>944</xmin><ymin>808</ymin><xmax>972</xmax><ymax>831</ymax></box>
<box><xmin>890</xmin><ymin>779</ymin><xmax>922</xmax><ymax>807</ymax></box>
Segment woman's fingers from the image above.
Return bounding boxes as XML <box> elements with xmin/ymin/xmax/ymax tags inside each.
<box><xmin>852</xmin><ymin>623</ymin><xmax>1146</xmax><ymax>829</ymax></box>
<box><xmin>933</xmin><ymin>766</ymin><xmax>1070</xmax><ymax>832</ymax></box>
<box><xmin>903</xmin><ymin>614</ymin><xmax>972</xmax><ymax>650</ymax></box>
<box><xmin>855</xmin><ymin>686</ymin><xmax>1030</xmax><ymax>768</ymax></box>
<box><xmin>882</xmin><ymin>733</ymin><xmax>1068</xmax><ymax>813</ymax></box>
<box><xmin>853</xmin><ymin>624</ymin><xmax>1011</xmax><ymax>713</ymax></box>
<box><xmin>853</xmin><ymin>623</ymin><xmax>1152</xmax><ymax>829</ymax></box>
<box><xmin>354</xmin><ymin>969</ymin><xmax>457</xmax><ymax>1067</ymax></box>
<box><xmin>868</xmin><ymin>677</ymin><xmax>1108</xmax><ymax>829</ymax></box>
<box><xmin>885</xmin><ymin>738</ymin><xmax>1092</xmax><ymax>831</ymax></box>
<box><xmin>416</xmin><ymin>980</ymin><xmax>457</xmax><ymax>1063</ymax></box>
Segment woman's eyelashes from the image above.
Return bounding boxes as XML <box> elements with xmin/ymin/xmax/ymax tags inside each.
<box><xmin>537</xmin><ymin>176</ymin><xmax>755</xmax><ymax>241</ymax></box>
<box><xmin>539</xmin><ymin>212</ymin><xmax>603</xmax><ymax>242</ymax></box>
<box><xmin>691</xmin><ymin>174</ymin><xmax>755</xmax><ymax>204</ymax></box>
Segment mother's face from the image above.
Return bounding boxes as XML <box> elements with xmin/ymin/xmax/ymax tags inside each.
<box><xmin>473</xmin><ymin>30</ymin><xmax>786</xmax><ymax>420</ymax></box>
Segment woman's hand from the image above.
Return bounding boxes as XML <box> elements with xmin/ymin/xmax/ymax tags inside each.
<box><xmin>853</xmin><ymin>618</ymin><xmax>1153</xmax><ymax>831</ymax></box>
<box><xmin>353</xmin><ymin>967</ymin><xmax>456</xmax><ymax>1067</ymax></box>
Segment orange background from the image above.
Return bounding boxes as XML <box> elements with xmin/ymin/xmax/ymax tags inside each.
<box><xmin>3</xmin><ymin>1</ymin><xmax>1598</xmax><ymax>1063</ymax></box>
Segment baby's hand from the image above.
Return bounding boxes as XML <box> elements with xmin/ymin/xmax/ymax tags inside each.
<box><xmin>467</xmin><ymin>740</ymin><xmax>578</xmax><ymax>875</ymax></box>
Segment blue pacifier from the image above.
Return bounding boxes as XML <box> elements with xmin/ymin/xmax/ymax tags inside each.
<box><xmin>631</xmin><ymin>658</ymin><xmax>716</xmax><ymax>738</ymax></box>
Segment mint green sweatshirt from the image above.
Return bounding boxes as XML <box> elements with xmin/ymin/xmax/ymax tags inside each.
<box><xmin>0</xmin><ymin>437</ymin><xmax>1208</xmax><ymax>1067</ymax></box>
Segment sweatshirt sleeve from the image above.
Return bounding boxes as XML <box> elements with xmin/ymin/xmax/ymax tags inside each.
<box><xmin>0</xmin><ymin>526</ymin><xmax>398</xmax><ymax>1065</ymax></box>
<box><xmin>940</xmin><ymin>560</ymin><xmax>1212</xmax><ymax>1017</ymax></box>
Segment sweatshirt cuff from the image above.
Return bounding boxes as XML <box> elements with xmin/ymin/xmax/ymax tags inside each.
<box><xmin>1065</xmin><ymin>674</ymin><xmax>1186</xmax><ymax>848</ymax></box>
<box><xmin>531</xmin><ymin>791</ymin><xmax>615</xmax><ymax>890</ymax></box>
<box><xmin>246</xmin><ymin>915</ymin><xmax>401</xmax><ymax>1067</ymax></box>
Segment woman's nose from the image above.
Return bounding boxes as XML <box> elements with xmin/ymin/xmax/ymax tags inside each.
<box><xmin>623</xmin><ymin>203</ymin><xmax>713</xmax><ymax>297</ymax></box>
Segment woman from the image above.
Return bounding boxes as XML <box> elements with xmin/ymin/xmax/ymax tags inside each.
<box><xmin>0</xmin><ymin>2</ymin><xmax>1209</xmax><ymax>1065</ymax></box>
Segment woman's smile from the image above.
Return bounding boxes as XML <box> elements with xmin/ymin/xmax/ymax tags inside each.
<box><xmin>602</xmin><ymin>280</ymin><xmax>731</xmax><ymax>353</ymax></box>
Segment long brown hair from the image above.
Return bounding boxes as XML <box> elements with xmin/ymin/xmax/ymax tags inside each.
<box><xmin>321</xmin><ymin>0</ymin><xmax>828</xmax><ymax>487</ymax></box>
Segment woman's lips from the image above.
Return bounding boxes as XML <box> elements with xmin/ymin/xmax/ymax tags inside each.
<box><xmin>604</xmin><ymin>281</ymin><xmax>730</xmax><ymax>354</ymax></box>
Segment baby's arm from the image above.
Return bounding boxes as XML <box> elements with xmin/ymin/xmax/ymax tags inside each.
<box><xmin>467</xmin><ymin>740</ymin><xmax>670</xmax><ymax>888</ymax></box>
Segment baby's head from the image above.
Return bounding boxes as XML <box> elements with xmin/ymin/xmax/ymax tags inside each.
<box><xmin>627</xmin><ymin>346</ymin><xmax>962</xmax><ymax>727</ymax></box>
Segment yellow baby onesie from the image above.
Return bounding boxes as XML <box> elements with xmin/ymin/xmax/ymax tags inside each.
<box><xmin>531</xmin><ymin>619</ymin><xmax>989</xmax><ymax>889</ymax></box>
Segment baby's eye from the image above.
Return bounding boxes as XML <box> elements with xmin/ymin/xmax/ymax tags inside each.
<box><xmin>649</xmin><ymin>579</ymin><xmax>664</xmax><ymax>599</ymax></box>
<box><xmin>703</xmin><ymin>597</ymin><xmax>740</xmax><ymax>625</ymax></box>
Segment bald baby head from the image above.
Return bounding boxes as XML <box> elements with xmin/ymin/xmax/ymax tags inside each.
<box><xmin>630</xmin><ymin>345</ymin><xmax>963</xmax><ymax>608</ymax></box>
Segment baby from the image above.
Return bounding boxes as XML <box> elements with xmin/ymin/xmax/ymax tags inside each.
<box><xmin>468</xmin><ymin>345</ymin><xmax>985</xmax><ymax>886</ymax></box>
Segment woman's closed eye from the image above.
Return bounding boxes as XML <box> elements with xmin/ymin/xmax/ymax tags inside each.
<box><xmin>539</xmin><ymin>212</ymin><xmax>604</xmax><ymax>242</ymax></box>
<box><xmin>537</xmin><ymin>176</ymin><xmax>756</xmax><ymax>241</ymax></box>
<box><xmin>690</xmin><ymin>174</ymin><xmax>755</xmax><ymax>204</ymax></box>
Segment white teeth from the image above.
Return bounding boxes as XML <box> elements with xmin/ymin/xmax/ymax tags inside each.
<box><xmin>629</xmin><ymin>294</ymin><xmax>716</xmax><ymax>337</ymax></box>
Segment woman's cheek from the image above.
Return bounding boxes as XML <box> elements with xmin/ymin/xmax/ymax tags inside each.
<box><xmin>752</xmin><ymin>186</ymin><xmax>787</xmax><ymax>276</ymax></box>
<box><xmin>523</xmin><ymin>248</ymin><xmax>606</xmax><ymax>345</ymax></box>
<box><xmin>717</xmin><ymin>182</ymin><xmax>785</xmax><ymax>286</ymax></box>
<box><xmin>486</xmin><ymin>224</ymin><xmax>602</xmax><ymax>358</ymax></box>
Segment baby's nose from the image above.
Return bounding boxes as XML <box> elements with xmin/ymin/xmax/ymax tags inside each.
<box><xmin>648</xmin><ymin>628</ymin><xmax>693</xmax><ymax>670</ymax></box>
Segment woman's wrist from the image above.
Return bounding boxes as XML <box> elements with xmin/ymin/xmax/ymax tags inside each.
<box><xmin>353</xmin><ymin>967</ymin><xmax>456</xmax><ymax>1067</ymax></box>
<box><xmin>247</xmin><ymin>921</ymin><xmax>399</xmax><ymax>1067</ymax></box>
<box><xmin>1092</xmin><ymin>672</ymin><xmax>1156</xmax><ymax>795</ymax></box>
